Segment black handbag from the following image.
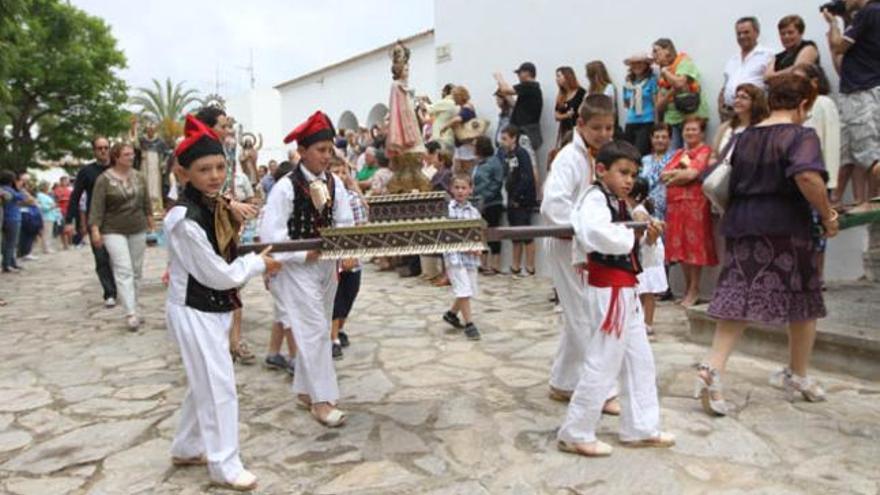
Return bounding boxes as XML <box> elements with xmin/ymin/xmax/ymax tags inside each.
<box><xmin>673</xmin><ymin>91</ymin><xmax>701</xmax><ymax>114</ymax></box>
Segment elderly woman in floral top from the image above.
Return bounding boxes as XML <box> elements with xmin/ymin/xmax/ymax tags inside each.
<box><xmin>639</xmin><ymin>123</ymin><xmax>674</xmax><ymax>220</ymax></box>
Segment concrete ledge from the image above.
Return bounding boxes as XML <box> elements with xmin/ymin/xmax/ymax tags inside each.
<box><xmin>686</xmin><ymin>302</ymin><xmax>880</xmax><ymax>381</ymax></box>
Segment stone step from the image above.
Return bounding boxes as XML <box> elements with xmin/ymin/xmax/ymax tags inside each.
<box><xmin>686</xmin><ymin>283</ymin><xmax>880</xmax><ymax>381</ymax></box>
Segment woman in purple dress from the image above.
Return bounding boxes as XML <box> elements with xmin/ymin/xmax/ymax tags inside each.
<box><xmin>694</xmin><ymin>74</ymin><xmax>840</xmax><ymax>417</ymax></box>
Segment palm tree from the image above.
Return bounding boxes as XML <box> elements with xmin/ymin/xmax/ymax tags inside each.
<box><xmin>129</xmin><ymin>78</ymin><xmax>201</xmax><ymax>145</ymax></box>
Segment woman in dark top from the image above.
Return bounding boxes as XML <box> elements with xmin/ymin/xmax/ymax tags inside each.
<box><xmin>765</xmin><ymin>15</ymin><xmax>820</xmax><ymax>78</ymax></box>
<box><xmin>554</xmin><ymin>66</ymin><xmax>586</xmax><ymax>147</ymax></box>
<box><xmin>695</xmin><ymin>74</ymin><xmax>839</xmax><ymax>418</ymax></box>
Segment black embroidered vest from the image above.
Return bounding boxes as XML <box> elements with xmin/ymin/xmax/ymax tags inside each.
<box><xmin>587</xmin><ymin>185</ymin><xmax>643</xmax><ymax>275</ymax></box>
<box><xmin>177</xmin><ymin>185</ymin><xmax>241</xmax><ymax>313</ymax></box>
<box><xmin>287</xmin><ymin>166</ymin><xmax>336</xmax><ymax>240</ymax></box>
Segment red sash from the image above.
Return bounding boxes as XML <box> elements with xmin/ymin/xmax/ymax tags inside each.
<box><xmin>587</xmin><ymin>261</ymin><xmax>637</xmax><ymax>338</ymax></box>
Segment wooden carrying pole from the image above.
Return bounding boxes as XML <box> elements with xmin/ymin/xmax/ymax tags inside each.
<box><xmin>237</xmin><ymin>223</ymin><xmax>649</xmax><ymax>255</ymax></box>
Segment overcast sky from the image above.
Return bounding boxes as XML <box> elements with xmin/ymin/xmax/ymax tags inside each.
<box><xmin>71</xmin><ymin>0</ymin><xmax>433</xmax><ymax>98</ymax></box>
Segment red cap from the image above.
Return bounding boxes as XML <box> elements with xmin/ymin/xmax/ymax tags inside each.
<box><xmin>175</xmin><ymin>115</ymin><xmax>224</xmax><ymax>167</ymax></box>
<box><xmin>283</xmin><ymin>111</ymin><xmax>336</xmax><ymax>147</ymax></box>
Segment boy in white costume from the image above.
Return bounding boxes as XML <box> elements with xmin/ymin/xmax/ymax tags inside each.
<box><xmin>259</xmin><ymin>111</ymin><xmax>354</xmax><ymax>427</ymax></box>
<box><xmin>165</xmin><ymin>115</ymin><xmax>281</xmax><ymax>491</ymax></box>
<box><xmin>541</xmin><ymin>94</ymin><xmax>619</xmax><ymax>414</ymax></box>
<box><xmin>557</xmin><ymin>141</ymin><xmax>674</xmax><ymax>457</ymax></box>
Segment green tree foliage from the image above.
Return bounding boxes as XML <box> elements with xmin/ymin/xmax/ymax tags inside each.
<box><xmin>0</xmin><ymin>0</ymin><xmax>129</xmax><ymax>172</ymax></box>
<box><xmin>130</xmin><ymin>78</ymin><xmax>201</xmax><ymax>146</ymax></box>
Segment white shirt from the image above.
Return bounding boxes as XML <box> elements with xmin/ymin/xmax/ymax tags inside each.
<box><xmin>722</xmin><ymin>45</ymin><xmax>774</xmax><ymax>105</ymax></box>
<box><xmin>258</xmin><ymin>165</ymin><xmax>354</xmax><ymax>264</ymax></box>
<box><xmin>571</xmin><ymin>186</ymin><xmax>662</xmax><ymax>267</ymax></box>
<box><xmin>541</xmin><ymin>129</ymin><xmax>595</xmax><ymax>265</ymax></box>
<box><xmin>805</xmin><ymin>95</ymin><xmax>841</xmax><ymax>190</ymax></box>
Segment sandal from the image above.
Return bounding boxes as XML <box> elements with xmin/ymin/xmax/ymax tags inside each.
<box><xmin>548</xmin><ymin>386</ymin><xmax>571</xmax><ymax>402</ymax></box>
<box><xmin>784</xmin><ymin>373</ymin><xmax>827</xmax><ymax>403</ymax></box>
<box><xmin>210</xmin><ymin>469</ymin><xmax>258</xmax><ymax>492</ymax></box>
<box><xmin>620</xmin><ymin>432</ymin><xmax>676</xmax><ymax>448</ymax></box>
<box><xmin>311</xmin><ymin>405</ymin><xmax>347</xmax><ymax>428</ymax></box>
<box><xmin>509</xmin><ymin>267</ymin><xmax>522</xmax><ymax>276</ymax></box>
<box><xmin>602</xmin><ymin>397</ymin><xmax>621</xmax><ymax>416</ymax></box>
<box><xmin>557</xmin><ymin>439</ymin><xmax>613</xmax><ymax>457</ymax></box>
<box><xmin>231</xmin><ymin>341</ymin><xmax>256</xmax><ymax>365</ymax></box>
<box><xmin>694</xmin><ymin>363</ymin><xmax>728</xmax><ymax>416</ymax></box>
<box><xmin>171</xmin><ymin>454</ymin><xmax>207</xmax><ymax>466</ymax></box>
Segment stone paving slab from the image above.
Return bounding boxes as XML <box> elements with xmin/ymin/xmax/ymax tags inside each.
<box><xmin>0</xmin><ymin>246</ymin><xmax>878</xmax><ymax>494</ymax></box>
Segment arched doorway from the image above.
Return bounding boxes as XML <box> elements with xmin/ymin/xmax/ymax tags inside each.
<box><xmin>337</xmin><ymin>111</ymin><xmax>359</xmax><ymax>131</ymax></box>
<box><xmin>366</xmin><ymin>103</ymin><xmax>389</xmax><ymax>128</ymax></box>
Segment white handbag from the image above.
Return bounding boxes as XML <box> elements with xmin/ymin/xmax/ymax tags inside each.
<box><xmin>702</xmin><ymin>136</ymin><xmax>737</xmax><ymax>213</ymax></box>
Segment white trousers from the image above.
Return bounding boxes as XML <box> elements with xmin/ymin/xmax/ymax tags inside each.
<box><xmin>167</xmin><ymin>304</ymin><xmax>244</xmax><ymax>483</ymax></box>
<box><xmin>558</xmin><ymin>286</ymin><xmax>660</xmax><ymax>444</ymax></box>
<box><xmin>273</xmin><ymin>261</ymin><xmax>339</xmax><ymax>403</ymax></box>
<box><xmin>546</xmin><ymin>239</ymin><xmax>592</xmax><ymax>392</ymax></box>
<box><xmin>41</xmin><ymin>220</ymin><xmax>56</xmax><ymax>253</ymax></box>
<box><xmin>103</xmin><ymin>232</ymin><xmax>146</xmax><ymax>316</ymax></box>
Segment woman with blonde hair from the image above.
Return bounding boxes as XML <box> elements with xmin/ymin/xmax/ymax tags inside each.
<box><xmin>586</xmin><ymin>60</ymin><xmax>620</xmax><ymax>135</ymax></box>
<box><xmin>440</xmin><ymin>85</ymin><xmax>480</xmax><ymax>172</ymax></box>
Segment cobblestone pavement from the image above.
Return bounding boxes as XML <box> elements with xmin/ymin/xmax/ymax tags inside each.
<box><xmin>0</xmin><ymin>245</ymin><xmax>878</xmax><ymax>495</ymax></box>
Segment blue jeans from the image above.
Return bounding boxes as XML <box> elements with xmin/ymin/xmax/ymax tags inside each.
<box><xmin>2</xmin><ymin>222</ymin><xmax>21</xmax><ymax>270</ymax></box>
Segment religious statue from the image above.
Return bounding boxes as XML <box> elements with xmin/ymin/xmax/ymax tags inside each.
<box><xmin>238</xmin><ymin>132</ymin><xmax>262</xmax><ymax>185</ymax></box>
<box><xmin>130</xmin><ymin>116</ymin><xmax>170</xmax><ymax>214</ymax></box>
<box><xmin>386</xmin><ymin>41</ymin><xmax>431</xmax><ymax>193</ymax></box>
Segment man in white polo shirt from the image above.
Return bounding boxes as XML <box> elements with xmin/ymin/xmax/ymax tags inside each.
<box><xmin>718</xmin><ymin>16</ymin><xmax>774</xmax><ymax>121</ymax></box>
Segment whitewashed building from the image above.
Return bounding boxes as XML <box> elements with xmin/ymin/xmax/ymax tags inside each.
<box><xmin>274</xmin><ymin>30</ymin><xmax>436</xmax><ymax>134</ymax></box>
<box><xmin>225</xmin><ymin>88</ymin><xmax>286</xmax><ymax>163</ymax></box>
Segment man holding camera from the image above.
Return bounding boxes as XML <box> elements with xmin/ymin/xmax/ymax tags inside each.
<box><xmin>824</xmin><ymin>0</ymin><xmax>880</xmax><ymax>206</ymax></box>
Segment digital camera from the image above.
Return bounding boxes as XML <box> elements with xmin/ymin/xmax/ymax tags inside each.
<box><xmin>820</xmin><ymin>0</ymin><xmax>847</xmax><ymax>16</ymax></box>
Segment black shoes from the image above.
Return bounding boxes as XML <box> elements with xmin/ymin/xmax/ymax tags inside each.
<box><xmin>264</xmin><ymin>353</ymin><xmax>288</xmax><ymax>370</ymax></box>
<box><xmin>443</xmin><ymin>311</ymin><xmax>464</xmax><ymax>329</ymax></box>
<box><xmin>332</xmin><ymin>343</ymin><xmax>343</xmax><ymax>360</ymax></box>
<box><xmin>338</xmin><ymin>331</ymin><xmax>350</xmax><ymax>348</ymax></box>
<box><xmin>464</xmin><ymin>323</ymin><xmax>481</xmax><ymax>341</ymax></box>
<box><xmin>445</xmin><ymin>311</ymin><xmax>480</xmax><ymax>340</ymax></box>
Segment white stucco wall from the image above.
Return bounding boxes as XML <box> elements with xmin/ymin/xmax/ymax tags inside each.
<box><xmin>275</xmin><ymin>32</ymin><xmax>436</xmax><ymax>137</ymax></box>
<box><xmin>269</xmin><ymin>3</ymin><xmax>865</xmax><ymax>282</ymax></box>
<box><xmin>434</xmin><ymin>0</ymin><xmax>861</xmax><ymax>282</ymax></box>
<box><xmin>225</xmin><ymin>88</ymin><xmax>286</xmax><ymax>163</ymax></box>
<box><xmin>434</xmin><ymin>0</ymin><xmax>838</xmax><ymax>157</ymax></box>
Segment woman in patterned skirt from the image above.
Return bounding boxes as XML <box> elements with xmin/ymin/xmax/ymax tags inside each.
<box><xmin>661</xmin><ymin>116</ymin><xmax>717</xmax><ymax>307</ymax></box>
<box><xmin>695</xmin><ymin>74</ymin><xmax>839</xmax><ymax>417</ymax></box>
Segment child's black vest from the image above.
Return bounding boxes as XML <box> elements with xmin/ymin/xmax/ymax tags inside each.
<box><xmin>287</xmin><ymin>166</ymin><xmax>335</xmax><ymax>240</ymax></box>
<box><xmin>587</xmin><ymin>185</ymin><xmax>643</xmax><ymax>275</ymax></box>
<box><xmin>177</xmin><ymin>185</ymin><xmax>241</xmax><ymax>313</ymax></box>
